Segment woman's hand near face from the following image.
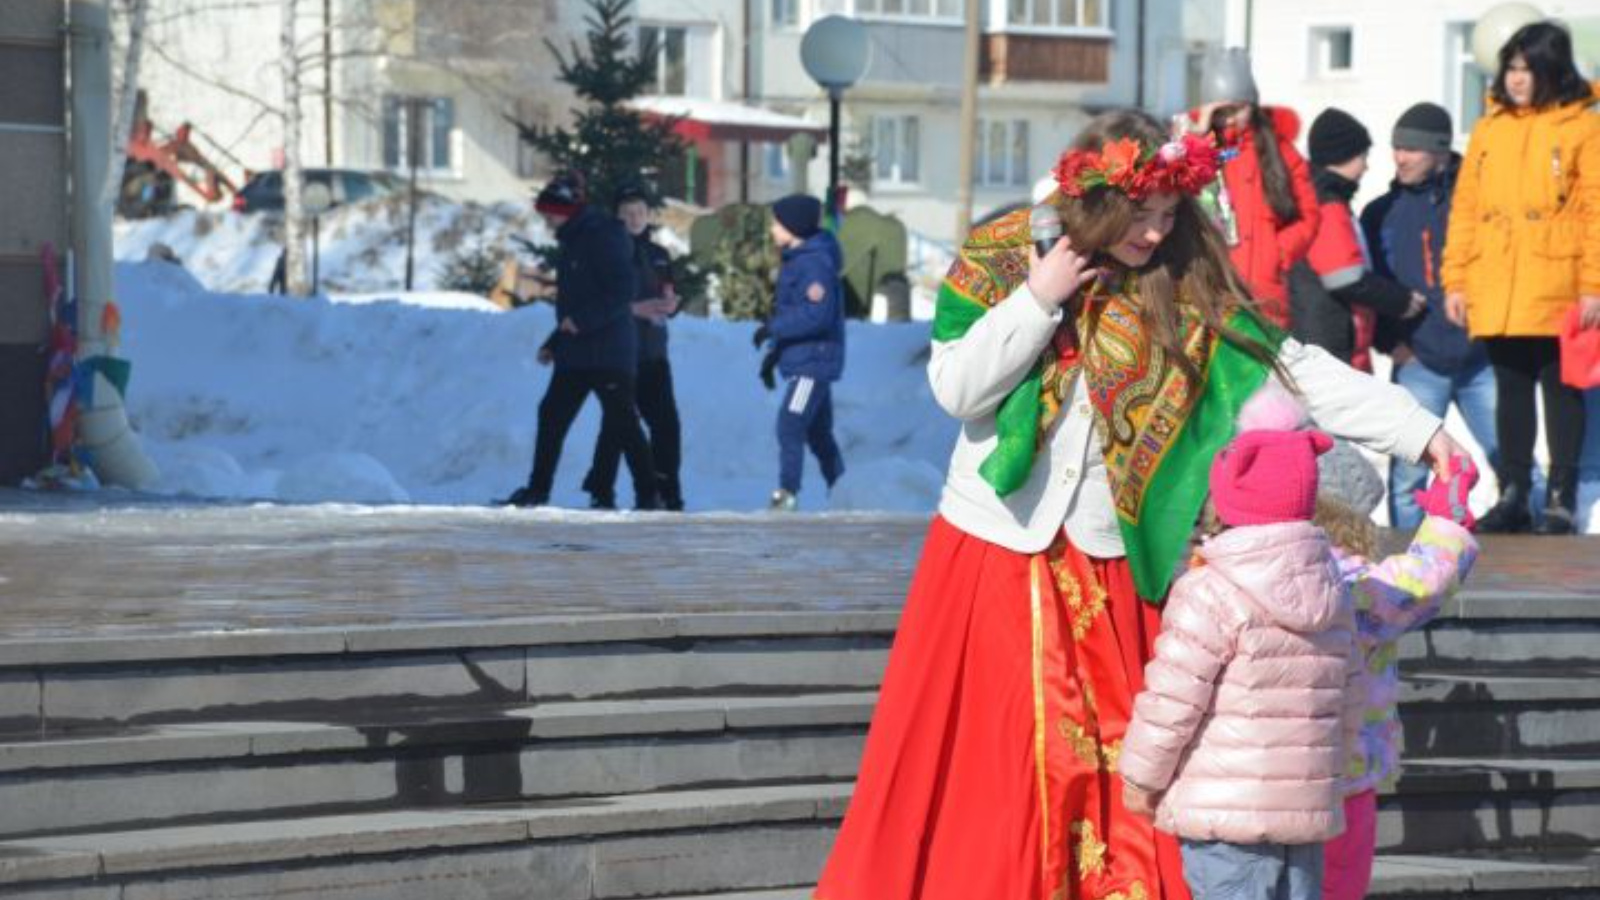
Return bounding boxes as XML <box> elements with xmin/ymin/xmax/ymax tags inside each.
<box><xmin>1027</xmin><ymin>237</ymin><xmax>1100</xmax><ymax>315</ymax></box>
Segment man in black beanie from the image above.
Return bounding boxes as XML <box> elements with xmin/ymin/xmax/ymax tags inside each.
<box><xmin>500</xmin><ymin>173</ymin><xmax>659</xmax><ymax>509</ymax></box>
<box><xmin>1362</xmin><ymin>102</ymin><xmax>1496</xmax><ymax>529</ymax></box>
<box><xmin>1289</xmin><ymin>107</ymin><xmax>1423</xmax><ymax>367</ymax></box>
<box><xmin>753</xmin><ymin>193</ymin><xmax>846</xmax><ymax>511</ymax></box>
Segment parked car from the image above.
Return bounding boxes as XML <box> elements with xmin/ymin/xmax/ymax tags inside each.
<box><xmin>232</xmin><ymin>168</ymin><xmax>408</xmax><ymax>213</ymax></box>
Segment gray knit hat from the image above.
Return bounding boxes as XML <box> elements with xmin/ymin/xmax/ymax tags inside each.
<box><xmin>1392</xmin><ymin>102</ymin><xmax>1453</xmax><ymax>154</ymax></box>
<box><xmin>1317</xmin><ymin>440</ymin><xmax>1385</xmax><ymax>517</ymax></box>
<box><xmin>1199</xmin><ymin>48</ymin><xmax>1260</xmax><ymax>106</ymax></box>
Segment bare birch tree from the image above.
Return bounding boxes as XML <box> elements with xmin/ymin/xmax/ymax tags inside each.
<box><xmin>280</xmin><ymin>0</ymin><xmax>308</xmax><ymax>295</ymax></box>
<box><xmin>104</xmin><ymin>0</ymin><xmax>151</xmax><ymax>207</ymax></box>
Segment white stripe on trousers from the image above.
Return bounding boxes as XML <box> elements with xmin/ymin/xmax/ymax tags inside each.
<box><xmin>787</xmin><ymin>376</ymin><xmax>815</xmax><ymax>415</ymax></box>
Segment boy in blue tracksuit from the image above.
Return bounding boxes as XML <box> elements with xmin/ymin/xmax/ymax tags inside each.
<box><xmin>755</xmin><ymin>194</ymin><xmax>845</xmax><ymax>511</ymax></box>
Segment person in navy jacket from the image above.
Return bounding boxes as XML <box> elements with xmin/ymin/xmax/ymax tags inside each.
<box><xmin>1362</xmin><ymin>103</ymin><xmax>1497</xmax><ymax>528</ymax></box>
<box><xmin>754</xmin><ymin>194</ymin><xmax>846</xmax><ymax>511</ymax></box>
<box><xmin>502</xmin><ymin>173</ymin><xmax>658</xmax><ymax>509</ymax></box>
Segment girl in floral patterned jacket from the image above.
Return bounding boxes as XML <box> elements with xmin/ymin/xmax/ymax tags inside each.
<box><xmin>1316</xmin><ymin>455</ymin><xmax>1479</xmax><ymax>900</ymax></box>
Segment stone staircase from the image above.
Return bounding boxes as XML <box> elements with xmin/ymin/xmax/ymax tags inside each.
<box><xmin>0</xmin><ymin>596</ymin><xmax>1595</xmax><ymax>899</ymax></box>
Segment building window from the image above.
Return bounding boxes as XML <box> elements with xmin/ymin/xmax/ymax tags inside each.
<box><xmin>382</xmin><ymin>96</ymin><xmax>455</xmax><ymax>173</ymax></box>
<box><xmin>856</xmin><ymin>0</ymin><xmax>963</xmax><ymax>19</ymax></box>
<box><xmin>1445</xmin><ymin>22</ymin><xmax>1486</xmax><ymax>140</ymax></box>
<box><xmin>772</xmin><ymin>0</ymin><xmax>798</xmax><ymax>28</ymax></box>
<box><xmin>763</xmin><ymin>143</ymin><xmax>791</xmax><ymax>182</ymax></box>
<box><xmin>869</xmin><ymin>115</ymin><xmax>920</xmax><ymax>185</ymax></box>
<box><xmin>976</xmin><ymin>118</ymin><xmax>1029</xmax><ymax>187</ymax></box>
<box><xmin>1309</xmin><ymin>26</ymin><xmax>1354</xmax><ymax>77</ymax></box>
<box><xmin>640</xmin><ymin>25</ymin><xmax>688</xmax><ymax>96</ymax></box>
<box><xmin>1003</xmin><ymin>0</ymin><xmax>1105</xmax><ymax>29</ymax></box>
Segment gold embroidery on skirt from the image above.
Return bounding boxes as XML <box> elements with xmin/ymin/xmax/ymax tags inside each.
<box><xmin>1058</xmin><ymin>719</ymin><xmax>1101</xmax><ymax>768</ymax></box>
<box><xmin>1071</xmin><ymin>819</ymin><xmax>1109</xmax><ymax>877</ymax></box>
<box><xmin>1058</xmin><ymin>719</ymin><xmax>1122</xmax><ymax>772</ymax></box>
<box><xmin>1049</xmin><ymin>544</ymin><xmax>1110</xmax><ymax>642</ymax></box>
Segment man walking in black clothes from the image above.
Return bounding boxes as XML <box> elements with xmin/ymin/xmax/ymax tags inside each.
<box><xmin>581</xmin><ymin>186</ymin><xmax>685</xmax><ymax>510</ymax></box>
<box><xmin>501</xmin><ymin>173</ymin><xmax>658</xmax><ymax>509</ymax></box>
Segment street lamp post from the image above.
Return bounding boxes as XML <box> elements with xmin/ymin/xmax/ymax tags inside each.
<box><xmin>303</xmin><ymin>181</ymin><xmax>333</xmax><ymax>295</ymax></box>
<box><xmin>800</xmin><ymin>16</ymin><xmax>869</xmax><ymax>225</ymax></box>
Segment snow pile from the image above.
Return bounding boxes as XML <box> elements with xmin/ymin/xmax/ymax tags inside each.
<box><xmin>115</xmin><ymin>260</ymin><xmax>955</xmax><ymax>512</ymax></box>
<box><xmin>114</xmin><ymin>196</ymin><xmax>549</xmax><ymax>296</ymax></box>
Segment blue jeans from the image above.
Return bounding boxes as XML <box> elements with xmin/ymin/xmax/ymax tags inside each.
<box><xmin>1181</xmin><ymin>840</ymin><xmax>1324</xmax><ymax>900</ymax></box>
<box><xmin>778</xmin><ymin>376</ymin><xmax>844</xmax><ymax>494</ymax></box>
<box><xmin>1388</xmin><ymin>358</ymin><xmax>1498</xmax><ymax>529</ymax></box>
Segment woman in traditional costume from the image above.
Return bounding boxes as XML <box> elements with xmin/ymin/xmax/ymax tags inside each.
<box><xmin>813</xmin><ymin>110</ymin><xmax>1465</xmax><ymax>900</ymax></box>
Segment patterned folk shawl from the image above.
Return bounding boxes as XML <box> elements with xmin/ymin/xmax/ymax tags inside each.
<box><xmin>933</xmin><ymin>208</ymin><xmax>1284</xmax><ymax>602</ymax></box>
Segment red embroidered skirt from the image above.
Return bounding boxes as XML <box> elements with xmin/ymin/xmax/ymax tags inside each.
<box><xmin>815</xmin><ymin>516</ymin><xmax>1188</xmax><ymax>900</ymax></box>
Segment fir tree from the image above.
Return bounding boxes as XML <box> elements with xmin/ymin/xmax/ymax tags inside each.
<box><xmin>518</xmin><ymin>0</ymin><xmax>685</xmax><ymax>209</ymax></box>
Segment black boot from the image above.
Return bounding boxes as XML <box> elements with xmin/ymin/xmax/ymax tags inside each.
<box><xmin>1478</xmin><ymin>481</ymin><xmax>1532</xmax><ymax>534</ymax></box>
<box><xmin>499</xmin><ymin>486</ymin><xmax>547</xmax><ymax>508</ymax></box>
<box><xmin>657</xmin><ymin>474</ymin><xmax>684</xmax><ymax>512</ymax></box>
<box><xmin>1534</xmin><ymin>471</ymin><xmax>1578</xmax><ymax>535</ymax></box>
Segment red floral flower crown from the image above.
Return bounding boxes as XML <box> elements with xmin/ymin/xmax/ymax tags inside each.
<box><xmin>1052</xmin><ymin>133</ymin><xmax>1221</xmax><ymax>200</ymax></box>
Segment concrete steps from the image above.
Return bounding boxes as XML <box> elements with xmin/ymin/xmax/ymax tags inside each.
<box><xmin>0</xmin><ymin>693</ymin><xmax>871</xmax><ymax>838</ymax></box>
<box><xmin>0</xmin><ymin>612</ymin><xmax>897</xmax><ymax>734</ymax></box>
<box><xmin>0</xmin><ymin>598</ymin><xmax>1596</xmax><ymax>897</ymax></box>
<box><xmin>0</xmin><ymin>783</ymin><xmax>850</xmax><ymax>899</ymax></box>
<box><xmin>0</xmin><ymin>781</ymin><xmax>1595</xmax><ymax>899</ymax></box>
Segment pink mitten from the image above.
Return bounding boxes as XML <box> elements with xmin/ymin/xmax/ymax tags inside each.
<box><xmin>1413</xmin><ymin>455</ymin><xmax>1479</xmax><ymax>530</ymax></box>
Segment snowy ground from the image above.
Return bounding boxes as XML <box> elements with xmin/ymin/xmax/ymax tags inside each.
<box><xmin>112</xmin><ymin>259</ymin><xmax>950</xmax><ymax>512</ymax></box>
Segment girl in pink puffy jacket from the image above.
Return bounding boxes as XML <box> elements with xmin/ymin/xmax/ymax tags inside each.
<box><xmin>1120</xmin><ymin>392</ymin><xmax>1362</xmax><ymax>900</ymax></box>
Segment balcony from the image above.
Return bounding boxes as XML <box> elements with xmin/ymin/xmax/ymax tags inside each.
<box><xmin>980</xmin><ymin>32</ymin><xmax>1110</xmax><ymax>84</ymax></box>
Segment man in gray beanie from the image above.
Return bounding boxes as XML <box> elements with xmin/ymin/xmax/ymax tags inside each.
<box><xmin>1360</xmin><ymin>102</ymin><xmax>1497</xmax><ymax>529</ymax></box>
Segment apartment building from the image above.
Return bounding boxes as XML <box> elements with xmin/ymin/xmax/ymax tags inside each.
<box><xmin>136</xmin><ymin>0</ymin><xmax>1236</xmax><ymax>238</ymax></box>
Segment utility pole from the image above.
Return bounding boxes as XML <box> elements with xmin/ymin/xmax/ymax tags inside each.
<box><xmin>403</xmin><ymin>97</ymin><xmax>422</xmax><ymax>291</ymax></box>
<box><xmin>323</xmin><ymin>0</ymin><xmax>333</xmax><ymax>165</ymax></box>
<box><xmin>953</xmin><ymin>0</ymin><xmax>980</xmax><ymax>240</ymax></box>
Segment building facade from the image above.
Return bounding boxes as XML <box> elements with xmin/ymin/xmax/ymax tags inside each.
<box><xmin>752</xmin><ymin>0</ymin><xmax>1230</xmax><ymax>241</ymax></box>
<box><xmin>0</xmin><ymin>0</ymin><xmax>66</xmax><ymax>482</ymax></box>
<box><xmin>135</xmin><ymin>0</ymin><xmax>1239</xmax><ymax>240</ymax></box>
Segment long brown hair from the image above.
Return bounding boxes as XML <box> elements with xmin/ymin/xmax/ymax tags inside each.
<box><xmin>1247</xmin><ymin>106</ymin><xmax>1303</xmax><ymax>224</ymax></box>
<box><xmin>1049</xmin><ymin>109</ymin><xmax>1285</xmax><ymax>384</ymax></box>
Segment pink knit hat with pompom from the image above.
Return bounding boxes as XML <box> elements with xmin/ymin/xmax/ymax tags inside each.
<box><xmin>1209</xmin><ymin>382</ymin><xmax>1334</xmax><ymax>527</ymax></box>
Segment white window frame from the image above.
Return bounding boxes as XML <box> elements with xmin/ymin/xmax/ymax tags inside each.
<box><xmin>640</xmin><ymin>24</ymin><xmax>690</xmax><ymax>97</ymax></box>
<box><xmin>976</xmin><ymin>118</ymin><xmax>1031</xmax><ymax>188</ymax></box>
<box><xmin>382</xmin><ymin>95</ymin><xmax>457</xmax><ymax>177</ymax></box>
<box><xmin>868</xmin><ymin>114</ymin><xmax>921</xmax><ymax>187</ymax></box>
<box><xmin>763</xmin><ymin>142</ymin><xmax>791</xmax><ymax>182</ymax></box>
<box><xmin>1307</xmin><ymin>25</ymin><xmax>1356</xmax><ymax>79</ymax></box>
<box><xmin>1444</xmin><ymin>21</ymin><xmax>1486</xmax><ymax>145</ymax></box>
<box><xmin>853</xmin><ymin>0</ymin><xmax>964</xmax><ymax>26</ymax></box>
<box><xmin>989</xmin><ymin>0</ymin><xmax>1112</xmax><ymax>37</ymax></box>
<box><xmin>772</xmin><ymin>0</ymin><xmax>800</xmax><ymax>29</ymax></box>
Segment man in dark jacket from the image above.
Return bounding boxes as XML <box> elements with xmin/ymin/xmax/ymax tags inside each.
<box><xmin>502</xmin><ymin>174</ymin><xmax>658</xmax><ymax>508</ymax></box>
<box><xmin>1290</xmin><ymin>107</ymin><xmax>1425</xmax><ymax>369</ymax></box>
<box><xmin>1361</xmin><ymin>102</ymin><xmax>1497</xmax><ymax>528</ymax></box>
<box><xmin>581</xmin><ymin>187</ymin><xmax>684</xmax><ymax>510</ymax></box>
<box><xmin>755</xmin><ymin>194</ymin><xmax>845</xmax><ymax>511</ymax></box>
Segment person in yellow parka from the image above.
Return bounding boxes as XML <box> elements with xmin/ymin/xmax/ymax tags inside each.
<box><xmin>1442</xmin><ymin>21</ymin><xmax>1600</xmax><ymax>535</ymax></box>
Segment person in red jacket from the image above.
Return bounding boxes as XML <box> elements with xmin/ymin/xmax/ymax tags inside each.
<box><xmin>1186</xmin><ymin>48</ymin><xmax>1321</xmax><ymax>327</ymax></box>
